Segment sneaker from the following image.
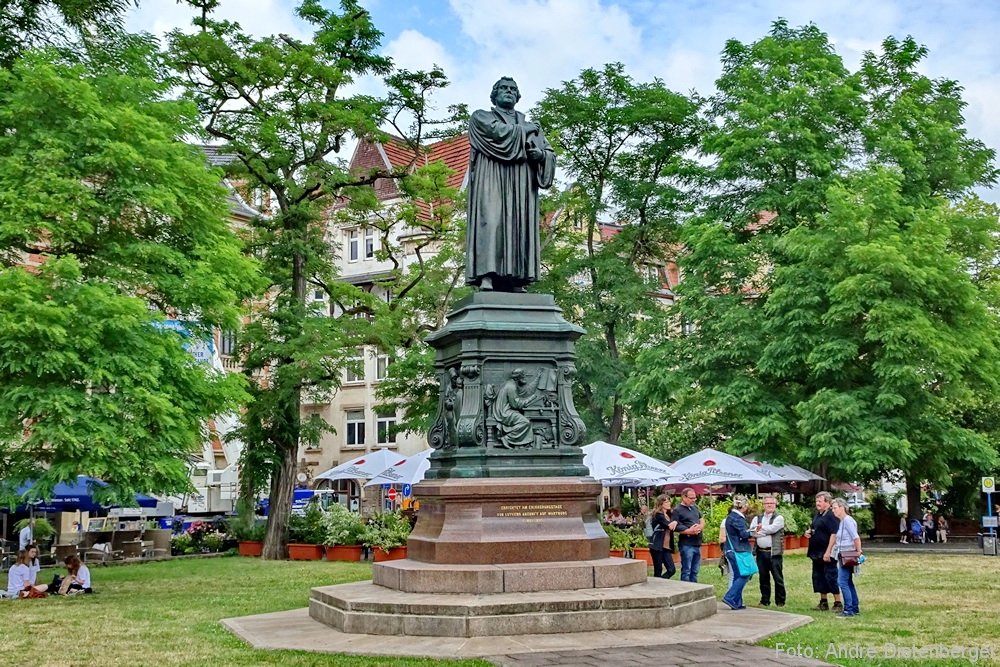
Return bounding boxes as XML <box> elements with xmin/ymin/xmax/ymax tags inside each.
<box><xmin>814</xmin><ymin>600</ymin><xmax>829</xmax><ymax>611</ymax></box>
<box><xmin>832</xmin><ymin>601</ymin><xmax>844</xmax><ymax>612</ymax></box>
<box><xmin>776</xmin><ymin>602</ymin><xmax>785</xmax><ymax>608</ymax></box>
<box><xmin>835</xmin><ymin>611</ymin><xmax>855</xmax><ymax>618</ymax></box>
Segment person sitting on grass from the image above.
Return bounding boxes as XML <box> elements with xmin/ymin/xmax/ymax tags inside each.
<box><xmin>50</xmin><ymin>555</ymin><xmax>92</xmax><ymax>595</ymax></box>
<box><xmin>7</xmin><ymin>550</ymin><xmax>48</xmax><ymax>599</ymax></box>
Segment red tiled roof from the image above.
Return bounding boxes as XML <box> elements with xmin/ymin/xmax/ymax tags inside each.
<box><xmin>345</xmin><ymin>134</ymin><xmax>470</xmax><ymax>220</ymax></box>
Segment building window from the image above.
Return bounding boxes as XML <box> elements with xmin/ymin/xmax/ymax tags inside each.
<box><xmin>376</xmin><ymin>409</ymin><xmax>397</xmax><ymax>446</ymax></box>
<box><xmin>345</xmin><ymin>348</ymin><xmax>364</xmax><ymax>383</ymax></box>
<box><xmin>348</xmin><ymin>230</ymin><xmax>359</xmax><ymax>262</ymax></box>
<box><xmin>364</xmin><ymin>227</ymin><xmax>375</xmax><ymax>259</ymax></box>
<box><xmin>220</xmin><ymin>330</ymin><xmax>237</xmax><ymax>356</ymax></box>
<box><xmin>346</xmin><ymin>409</ymin><xmax>365</xmax><ymax>447</ymax></box>
<box><xmin>375</xmin><ymin>352</ymin><xmax>390</xmax><ymax>381</ymax></box>
<box><xmin>313</xmin><ymin>289</ymin><xmax>325</xmax><ymax>301</ymax></box>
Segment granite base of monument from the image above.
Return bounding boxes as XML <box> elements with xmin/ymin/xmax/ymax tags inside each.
<box><xmin>309</xmin><ymin>578</ymin><xmax>717</xmax><ymax>638</ymax></box>
<box><xmin>308</xmin><ymin>475</ymin><xmax>717</xmax><ymax>637</ymax></box>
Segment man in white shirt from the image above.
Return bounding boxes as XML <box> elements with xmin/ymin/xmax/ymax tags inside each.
<box><xmin>19</xmin><ymin>519</ymin><xmax>34</xmax><ymax>550</ymax></box>
<box><xmin>750</xmin><ymin>495</ymin><xmax>786</xmax><ymax>607</ymax></box>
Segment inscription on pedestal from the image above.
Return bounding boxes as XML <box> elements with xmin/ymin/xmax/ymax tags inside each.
<box><xmin>487</xmin><ymin>503</ymin><xmax>569</xmax><ymax>521</ymax></box>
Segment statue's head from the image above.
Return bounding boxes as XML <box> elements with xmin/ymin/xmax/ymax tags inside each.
<box><xmin>490</xmin><ymin>77</ymin><xmax>521</xmax><ymax>109</ymax></box>
<box><xmin>511</xmin><ymin>368</ymin><xmax>526</xmax><ymax>381</ymax></box>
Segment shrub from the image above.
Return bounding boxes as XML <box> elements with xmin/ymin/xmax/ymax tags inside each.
<box><xmin>201</xmin><ymin>532</ymin><xmax>225</xmax><ymax>552</ymax></box>
<box><xmin>602</xmin><ymin>523</ymin><xmax>632</xmax><ymax>550</ymax></box>
<box><xmin>15</xmin><ymin>517</ymin><xmax>55</xmax><ymax>541</ymax></box>
<box><xmin>288</xmin><ymin>501</ymin><xmax>326</xmax><ymax>544</ymax></box>
<box><xmin>853</xmin><ymin>507</ymin><xmax>874</xmax><ymax>536</ymax></box>
<box><xmin>321</xmin><ymin>503</ymin><xmax>363</xmax><ymax>546</ymax></box>
<box><xmin>360</xmin><ymin>511</ymin><xmax>411</xmax><ymax>551</ymax></box>
<box><xmin>227</xmin><ymin>515</ymin><xmax>265</xmax><ymax>542</ymax></box>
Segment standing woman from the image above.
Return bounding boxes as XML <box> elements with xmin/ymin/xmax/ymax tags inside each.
<box><xmin>831</xmin><ymin>498</ymin><xmax>862</xmax><ymax>617</ymax></box>
<box><xmin>649</xmin><ymin>495</ymin><xmax>677</xmax><ymax>579</ymax></box>
<box><xmin>722</xmin><ymin>495</ymin><xmax>753</xmax><ymax>610</ymax></box>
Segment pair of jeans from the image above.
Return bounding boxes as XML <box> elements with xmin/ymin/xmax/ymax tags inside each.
<box><xmin>679</xmin><ymin>543</ymin><xmax>701</xmax><ymax>582</ymax></box>
<box><xmin>650</xmin><ymin>548</ymin><xmax>676</xmax><ymax>578</ymax></box>
<box><xmin>837</xmin><ymin>561</ymin><xmax>859</xmax><ymax>614</ymax></box>
<box><xmin>722</xmin><ymin>550</ymin><xmax>750</xmax><ymax>609</ymax></box>
<box><xmin>756</xmin><ymin>550</ymin><xmax>786</xmax><ymax>605</ymax></box>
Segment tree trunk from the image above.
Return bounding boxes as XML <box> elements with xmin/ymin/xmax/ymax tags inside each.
<box><xmin>261</xmin><ymin>228</ymin><xmax>307</xmax><ymax>561</ymax></box>
<box><xmin>904</xmin><ymin>476</ymin><xmax>922</xmax><ymax>522</ymax></box>
<box><xmin>262</xmin><ymin>442</ymin><xmax>297</xmax><ymax>559</ymax></box>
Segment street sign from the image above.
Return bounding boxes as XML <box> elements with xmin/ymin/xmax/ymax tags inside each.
<box><xmin>984</xmin><ymin>516</ymin><xmax>999</xmax><ymax>529</ymax></box>
<box><xmin>382</xmin><ymin>483</ymin><xmax>391</xmax><ymax>490</ymax></box>
<box><xmin>387</xmin><ymin>487</ymin><xmax>398</xmax><ymax>502</ymax></box>
<box><xmin>402</xmin><ymin>484</ymin><xmax>412</xmax><ymax>498</ymax></box>
<box><xmin>983</xmin><ymin>477</ymin><xmax>995</xmax><ymax>493</ymax></box>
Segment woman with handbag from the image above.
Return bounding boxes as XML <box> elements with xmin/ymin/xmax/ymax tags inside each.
<box><xmin>649</xmin><ymin>495</ymin><xmax>677</xmax><ymax>579</ymax></box>
<box><xmin>831</xmin><ymin>498</ymin><xmax>862</xmax><ymax>617</ymax></box>
<box><xmin>722</xmin><ymin>495</ymin><xmax>755</xmax><ymax>610</ymax></box>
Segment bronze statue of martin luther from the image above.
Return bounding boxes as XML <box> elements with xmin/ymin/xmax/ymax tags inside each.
<box><xmin>465</xmin><ymin>77</ymin><xmax>556</xmax><ymax>292</ymax></box>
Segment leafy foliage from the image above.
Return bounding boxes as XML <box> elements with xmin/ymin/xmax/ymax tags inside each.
<box><xmin>360</xmin><ymin>511</ymin><xmax>411</xmax><ymax>551</ymax></box>
<box><xmin>0</xmin><ymin>45</ymin><xmax>258</xmax><ymax>504</ymax></box>
<box><xmin>630</xmin><ymin>22</ymin><xmax>1000</xmax><ymax>499</ymax></box>
<box><xmin>167</xmin><ymin>0</ymin><xmax>456</xmax><ymax>558</ymax></box>
<box><xmin>321</xmin><ymin>503</ymin><xmax>364</xmax><ymax>546</ymax></box>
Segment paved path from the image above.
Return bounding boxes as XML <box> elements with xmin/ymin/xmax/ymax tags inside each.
<box><xmin>488</xmin><ymin>642</ymin><xmax>832</xmax><ymax>666</ymax></box>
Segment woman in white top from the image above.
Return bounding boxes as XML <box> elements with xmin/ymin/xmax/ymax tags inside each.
<box><xmin>63</xmin><ymin>555</ymin><xmax>92</xmax><ymax>593</ymax></box>
<box><xmin>25</xmin><ymin>544</ymin><xmax>41</xmax><ymax>583</ymax></box>
<box><xmin>831</xmin><ymin>498</ymin><xmax>862</xmax><ymax>617</ymax></box>
<box><xmin>6</xmin><ymin>550</ymin><xmax>48</xmax><ymax>598</ymax></box>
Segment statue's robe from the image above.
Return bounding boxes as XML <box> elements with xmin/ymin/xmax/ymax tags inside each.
<box><xmin>465</xmin><ymin>106</ymin><xmax>556</xmax><ymax>290</ymax></box>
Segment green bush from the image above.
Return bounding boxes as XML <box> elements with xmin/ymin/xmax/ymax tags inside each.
<box><xmin>321</xmin><ymin>503</ymin><xmax>364</xmax><ymax>546</ymax></box>
<box><xmin>227</xmin><ymin>514</ymin><xmax>265</xmax><ymax>542</ymax></box>
<box><xmin>201</xmin><ymin>532</ymin><xmax>225</xmax><ymax>552</ymax></box>
<box><xmin>853</xmin><ymin>507</ymin><xmax>874</xmax><ymax>536</ymax></box>
<box><xmin>602</xmin><ymin>522</ymin><xmax>632</xmax><ymax>550</ymax></box>
<box><xmin>288</xmin><ymin>501</ymin><xmax>326</xmax><ymax>544</ymax></box>
<box><xmin>360</xmin><ymin>511</ymin><xmax>411</xmax><ymax>551</ymax></box>
<box><xmin>701</xmin><ymin>498</ymin><xmax>732</xmax><ymax>544</ymax></box>
<box><xmin>15</xmin><ymin>517</ymin><xmax>55</xmax><ymax>541</ymax></box>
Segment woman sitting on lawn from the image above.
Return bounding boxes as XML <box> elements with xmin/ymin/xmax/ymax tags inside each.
<box><xmin>7</xmin><ymin>550</ymin><xmax>48</xmax><ymax>598</ymax></box>
<box><xmin>58</xmin><ymin>555</ymin><xmax>92</xmax><ymax>594</ymax></box>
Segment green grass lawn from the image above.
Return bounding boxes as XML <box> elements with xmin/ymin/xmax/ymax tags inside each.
<box><xmin>2</xmin><ymin>553</ymin><xmax>998</xmax><ymax>666</ymax></box>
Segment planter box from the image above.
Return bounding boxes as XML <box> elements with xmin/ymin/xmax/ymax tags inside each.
<box><xmin>288</xmin><ymin>543</ymin><xmax>323</xmax><ymax>561</ymax></box>
<box><xmin>609</xmin><ymin>548</ymin><xmax>627</xmax><ymax>558</ymax></box>
<box><xmin>632</xmin><ymin>546</ymin><xmax>653</xmax><ymax>565</ymax></box>
<box><xmin>238</xmin><ymin>540</ymin><xmax>263</xmax><ymax>557</ymax></box>
<box><xmin>325</xmin><ymin>545</ymin><xmax>363</xmax><ymax>562</ymax></box>
<box><xmin>372</xmin><ymin>546</ymin><xmax>407</xmax><ymax>562</ymax></box>
<box><xmin>703</xmin><ymin>543</ymin><xmax>722</xmax><ymax>559</ymax></box>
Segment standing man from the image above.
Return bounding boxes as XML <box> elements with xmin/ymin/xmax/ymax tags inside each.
<box><xmin>750</xmin><ymin>495</ymin><xmax>786</xmax><ymax>607</ymax></box>
<box><xmin>465</xmin><ymin>77</ymin><xmax>556</xmax><ymax>292</ymax></box>
<box><xmin>19</xmin><ymin>518</ymin><xmax>34</xmax><ymax>551</ymax></box>
<box><xmin>804</xmin><ymin>491</ymin><xmax>842</xmax><ymax>612</ymax></box>
<box><xmin>672</xmin><ymin>487</ymin><xmax>704</xmax><ymax>582</ymax></box>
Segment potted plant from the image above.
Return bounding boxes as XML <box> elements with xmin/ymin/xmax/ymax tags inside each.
<box><xmin>287</xmin><ymin>502</ymin><xmax>325</xmax><ymax>560</ymax></box>
<box><xmin>15</xmin><ymin>517</ymin><xmax>56</xmax><ymax>545</ymax></box>
<box><xmin>780</xmin><ymin>509</ymin><xmax>800</xmax><ymax>551</ymax></box>
<box><xmin>700</xmin><ymin>499</ymin><xmax>731</xmax><ymax>559</ymax></box>
<box><xmin>361</xmin><ymin>511</ymin><xmax>411</xmax><ymax>562</ymax></box>
<box><xmin>321</xmin><ymin>503</ymin><xmax>364</xmax><ymax>561</ymax></box>
<box><xmin>228</xmin><ymin>511</ymin><xmax>267</xmax><ymax>557</ymax></box>
<box><xmin>628</xmin><ymin>524</ymin><xmax>653</xmax><ymax>565</ymax></box>
<box><xmin>603</xmin><ymin>523</ymin><xmax>631</xmax><ymax>558</ymax></box>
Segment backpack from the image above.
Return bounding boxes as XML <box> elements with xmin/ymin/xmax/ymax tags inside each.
<box><xmin>910</xmin><ymin>519</ymin><xmax>922</xmax><ymax>536</ymax></box>
<box><xmin>643</xmin><ymin>514</ymin><xmax>654</xmax><ymax>539</ymax></box>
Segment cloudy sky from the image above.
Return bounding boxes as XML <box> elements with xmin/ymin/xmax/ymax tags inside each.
<box><xmin>128</xmin><ymin>0</ymin><xmax>1000</xmax><ymax>201</ymax></box>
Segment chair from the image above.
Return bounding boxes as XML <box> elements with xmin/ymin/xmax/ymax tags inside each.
<box><xmin>82</xmin><ymin>542</ymin><xmax>122</xmax><ymax>564</ymax></box>
<box><xmin>0</xmin><ymin>539</ymin><xmax>15</xmax><ymax>572</ymax></box>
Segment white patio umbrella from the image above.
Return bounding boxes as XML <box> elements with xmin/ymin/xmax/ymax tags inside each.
<box><xmin>581</xmin><ymin>441</ymin><xmax>678</xmax><ymax>485</ymax></box>
<box><xmin>668</xmin><ymin>448</ymin><xmax>772</xmax><ymax>485</ymax></box>
<box><xmin>363</xmin><ymin>449</ymin><xmax>433</xmax><ymax>488</ymax></box>
<box><xmin>315</xmin><ymin>448</ymin><xmax>401</xmax><ymax>482</ymax></box>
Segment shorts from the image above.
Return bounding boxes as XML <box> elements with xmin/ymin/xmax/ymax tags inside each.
<box><xmin>811</xmin><ymin>557</ymin><xmax>839</xmax><ymax>595</ymax></box>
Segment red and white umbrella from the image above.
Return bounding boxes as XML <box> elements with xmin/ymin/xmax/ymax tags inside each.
<box><xmin>668</xmin><ymin>448</ymin><xmax>772</xmax><ymax>485</ymax></box>
<box><xmin>363</xmin><ymin>449</ymin><xmax>433</xmax><ymax>488</ymax></box>
<box><xmin>315</xmin><ymin>448</ymin><xmax>401</xmax><ymax>482</ymax></box>
<box><xmin>581</xmin><ymin>440</ymin><xmax>678</xmax><ymax>486</ymax></box>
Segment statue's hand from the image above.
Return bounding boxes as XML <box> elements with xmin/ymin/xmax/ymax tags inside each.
<box><xmin>527</xmin><ymin>146</ymin><xmax>544</xmax><ymax>162</ymax></box>
<box><xmin>522</xmin><ymin>121</ymin><xmax>540</xmax><ymax>136</ymax></box>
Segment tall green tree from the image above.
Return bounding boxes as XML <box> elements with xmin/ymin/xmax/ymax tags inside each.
<box><xmin>532</xmin><ymin>63</ymin><xmax>702</xmax><ymax>445</ymax></box>
<box><xmin>169</xmin><ymin>0</ymin><xmax>455</xmax><ymax>558</ymax></box>
<box><xmin>0</xmin><ymin>44</ymin><xmax>259</xmax><ymax>504</ymax></box>
<box><xmin>0</xmin><ymin>0</ymin><xmax>138</xmax><ymax>67</ymax></box>
<box><xmin>631</xmin><ymin>23</ymin><xmax>1000</xmax><ymax>502</ymax></box>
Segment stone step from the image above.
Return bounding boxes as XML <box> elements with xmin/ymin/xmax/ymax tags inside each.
<box><xmin>309</xmin><ymin>578</ymin><xmax>717</xmax><ymax>637</ymax></box>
